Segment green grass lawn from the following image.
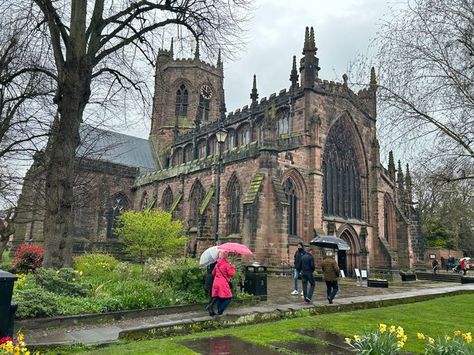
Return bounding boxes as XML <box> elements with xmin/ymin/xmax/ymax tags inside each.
<box><xmin>44</xmin><ymin>293</ymin><xmax>474</xmax><ymax>355</ymax></box>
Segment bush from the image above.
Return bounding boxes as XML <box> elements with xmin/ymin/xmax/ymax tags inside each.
<box><xmin>34</xmin><ymin>268</ymin><xmax>91</xmax><ymax>297</ymax></box>
<box><xmin>157</xmin><ymin>258</ymin><xmax>208</xmax><ymax>303</ymax></box>
<box><xmin>13</xmin><ymin>286</ymin><xmax>59</xmax><ymax>319</ymax></box>
<box><xmin>114</xmin><ymin>262</ymin><xmax>133</xmax><ymax>277</ymax></box>
<box><xmin>74</xmin><ymin>253</ymin><xmax>119</xmax><ymax>276</ymax></box>
<box><xmin>144</xmin><ymin>257</ymin><xmax>176</xmax><ymax>282</ymax></box>
<box><xmin>12</xmin><ymin>244</ymin><xmax>44</xmax><ymax>273</ymax></box>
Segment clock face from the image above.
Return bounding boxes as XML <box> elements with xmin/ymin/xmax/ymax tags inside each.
<box><xmin>200</xmin><ymin>85</ymin><xmax>213</xmax><ymax>99</ymax></box>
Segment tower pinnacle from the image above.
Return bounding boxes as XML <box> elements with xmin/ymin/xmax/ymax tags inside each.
<box><xmin>250</xmin><ymin>74</ymin><xmax>259</xmax><ymax>106</ymax></box>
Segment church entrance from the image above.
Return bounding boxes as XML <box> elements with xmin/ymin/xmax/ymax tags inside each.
<box><xmin>338</xmin><ymin>229</ymin><xmax>361</xmax><ymax>277</ymax></box>
<box><xmin>337</xmin><ymin>250</ymin><xmax>347</xmax><ymax>276</ymax></box>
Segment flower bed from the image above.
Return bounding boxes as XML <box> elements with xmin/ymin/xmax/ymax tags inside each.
<box><xmin>367</xmin><ymin>279</ymin><xmax>389</xmax><ymax>288</ymax></box>
<box><xmin>461</xmin><ymin>276</ymin><xmax>474</xmax><ymax>284</ymax></box>
<box><xmin>400</xmin><ymin>273</ymin><xmax>416</xmax><ymax>281</ymax></box>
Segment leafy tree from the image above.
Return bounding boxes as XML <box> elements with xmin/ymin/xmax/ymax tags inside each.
<box><xmin>414</xmin><ymin>168</ymin><xmax>474</xmax><ymax>254</ymax></box>
<box><xmin>115</xmin><ymin>209</ymin><xmax>185</xmax><ymax>264</ymax></box>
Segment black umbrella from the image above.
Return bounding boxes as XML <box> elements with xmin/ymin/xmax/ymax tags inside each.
<box><xmin>309</xmin><ymin>236</ymin><xmax>350</xmax><ymax>251</ymax></box>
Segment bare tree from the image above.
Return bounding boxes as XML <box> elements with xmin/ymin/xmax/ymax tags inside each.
<box><xmin>0</xmin><ymin>6</ymin><xmax>54</xmax><ymax>211</ymax></box>
<box><xmin>0</xmin><ymin>208</ymin><xmax>16</xmax><ymax>261</ymax></box>
<box><xmin>1</xmin><ymin>0</ymin><xmax>252</xmax><ymax>268</ymax></box>
<box><xmin>372</xmin><ymin>0</ymin><xmax>473</xmax><ymax>181</ymax></box>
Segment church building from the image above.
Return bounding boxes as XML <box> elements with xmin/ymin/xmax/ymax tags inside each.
<box><xmin>14</xmin><ymin>27</ymin><xmax>425</xmax><ymax>275</ymax></box>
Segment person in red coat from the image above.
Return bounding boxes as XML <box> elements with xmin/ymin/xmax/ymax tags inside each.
<box><xmin>212</xmin><ymin>251</ymin><xmax>235</xmax><ymax>315</ymax></box>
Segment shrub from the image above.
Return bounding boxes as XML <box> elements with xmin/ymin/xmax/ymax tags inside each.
<box><xmin>143</xmin><ymin>257</ymin><xmax>176</xmax><ymax>282</ymax></box>
<box><xmin>74</xmin><ymin>253</ymin><xmax>119</xmax><ymax>276</ymax></box>
<box><xmin>158</xmin><ymin>258</ymin><xmax>208</xmax><ymax>303</ymax></box>
<box><xmin>114</xmin><ymin>262</ymin><xmax>133</xmax><ymax>277</ymax></box>
<box><xmin>13</xmin><ymin>286</ymin><xmax>58</xmax><ymax>319</ymax></box>
<box><xmin>418</xmin><ymin>330</ymin><xmax>473</xmax><ymax>354</ymax></box>
<box><xmin>115</xmin><ymin>210</ymin><xmax>185</xmax><ymax>263</ymax></box>
<box><xmin>345</xmin><ymin>323</ymin><xmax>407</xmax><ymax>354</ymax></box>
<box><xmin>34</xmin><ymin>268</ymin><xmax>90</xmax><ymax>297</ymax></box>
<box><xmin>12</xmin><ymin>244</ymin><xmax>44</xmax><ymax>273</ymax></box>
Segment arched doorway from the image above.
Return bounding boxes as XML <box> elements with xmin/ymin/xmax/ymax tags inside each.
<box><xmin>337</xmin><ymin>227</ymin><xmax>361</xmax><ymax>277</ymax></box>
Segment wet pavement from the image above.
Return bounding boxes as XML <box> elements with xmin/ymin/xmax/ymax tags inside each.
<box><xmin>24</xmin><ymin>275</ymin><xmax>474</xmax><ymax>348</ymax></box>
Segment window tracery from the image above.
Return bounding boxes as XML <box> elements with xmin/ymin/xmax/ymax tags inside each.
<box><xmin>175</xmin><ymin>84</ymin><xmax>188</xmax><ymax>117</ymax></box>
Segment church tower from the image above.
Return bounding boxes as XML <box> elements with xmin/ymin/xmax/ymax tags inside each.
<box><xmin>149</xmin><ymin>40</ymin><xmax>224</xmax><ymax>166</ymax></box>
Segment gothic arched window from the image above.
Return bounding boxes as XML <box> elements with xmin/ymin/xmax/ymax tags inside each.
<box><xmin>284</xmin><ymin>179</ymin><xmax>298</xmax><ymax>236</ymax></box>
<box><xmin>172</xmin><ymin>147</ymin><xmax>183</xmax><ymax>166</ymax></box>
<box><xmin>237</xmin><ymin>124</ymin><xmax>250</xmax><ymax>146</ymax></box>
<box><xmin>106</xmin><ymin>193</ymin><xmax>129</xmax><ymax>239</ymax></box>
<box><xmin>384</xmin><ymin>194</ymin><xmax>397</xmax><ymax>248</ymax></box>
<box><xmin>277</xmin><ymin>109</ymin><xmax>290</xmax><ymax>136</ymax></box>
<box><xmin>197</xmin><ymin>139</ymin><xmax>207</xmax><ymax>158</ymax></box>
<box><xmin>323</xmin><ymin>119</ymin><xmax>362</xmax><ymax>219</ymax></box>
<box><xmin>140</xmin><ymin>191</ymin><xmax>149</xmax><ymax>210</ymax></box>
<box><xmin>162</xmin><ymin>187</ymin><xmax>173</xmax><ymax>212</ymax></box>
<box><xmin>226</xmin><ymin>129</ymin><xmax>236</xmax><ymax>151</ymax></box>
<box><xmin>226</xmin><ymin>175</ymin><xmax>241</xmax><ymax>234</ymax></box>
<box><xmin>183</xmin><ymin>143</ymin><xmax>194</xmax><ymax>163</ymax></box>
<box><xmin>188</xmin><ymin>180</ymin><xmax>205</xmax><ymax>228</ymax></box>
<box><xmin>198</xmin><ymin>95</ymin><xmax>210</xmax><ymax>121</ymax></box>
<box><xmin>175</xmin><ymin>84</ymin><xmax>188</xmax><ymax>117</ymax></box>
<box><xmin>208</xmin><ymin>135</ymin><xmax>217</xmax><ymax>156</ymax></box>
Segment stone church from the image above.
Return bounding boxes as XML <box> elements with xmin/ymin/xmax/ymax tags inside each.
<box><xmin>14</xmin><ymin>27</ymin><xmax>424</xmax><ymax>275</ymax></box>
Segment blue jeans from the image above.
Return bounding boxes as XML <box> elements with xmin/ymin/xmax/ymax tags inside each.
<box><xmin>293</xmin><ymin>269</ymin><xmax>301</xmax><ymax>291</ymax></box>
<box><xmin>302</xmin><ymin>273</ymin><xmax>315</xmax><ymax>300</ymax></box>
<box><xmin>217</xmin><ymin>297</ymin><xmax>232</xmax><ymax>315</ymax></box>
<box><xmin>325</xmin><ymin>280</ymin><xmax>339</xmax><ymax>300</ymax></box>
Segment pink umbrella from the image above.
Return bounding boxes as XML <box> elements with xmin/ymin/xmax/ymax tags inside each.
<box><xmin>218</xmin><ymin>242</ymin><xmax>253</xmax><ymax>255</ymax></box>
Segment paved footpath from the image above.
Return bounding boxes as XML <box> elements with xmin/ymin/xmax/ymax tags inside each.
<box><xmin>24</xmin><ymin>278</ymin><xmax>474</xmax><ymax>347</ymax></box>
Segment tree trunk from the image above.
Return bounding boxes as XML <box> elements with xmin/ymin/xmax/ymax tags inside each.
<box><xmin>42</xmin><ymin>63</ymin><xmax>91</xmax><ymax>269</ymax></box>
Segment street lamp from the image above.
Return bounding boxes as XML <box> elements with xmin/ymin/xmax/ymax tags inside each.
<box><xmin>214</xmin><ymin>127</ymin><xmax>228</xmax><ymax>243</ymax></box>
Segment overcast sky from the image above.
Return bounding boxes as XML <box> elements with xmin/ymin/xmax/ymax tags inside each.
<box><xmin>122</xmin><ymin>0</ymin><xmax>393</xmax><ymax>139</ymax></box>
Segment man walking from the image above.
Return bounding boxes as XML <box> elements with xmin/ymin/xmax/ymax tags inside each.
<box><xmin>298</xmin><ymin>247</ymin><xmax>315</xmax><ymax>303</ymax></box>
<box><xmin>321</xmin><ymin>250</ymin><xmax>340</xmax><ymax>304</ymax></box>
<box><xmin>291</xmin><ymin>242</ymin><xmax>306</xmax><ymax>295</ymax></box>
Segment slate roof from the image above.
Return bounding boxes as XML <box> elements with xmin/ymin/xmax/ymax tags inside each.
<box><xmin>76</xmin><ymin>124</ymin><xmax>157</xmax><ymax>172</ymax></box>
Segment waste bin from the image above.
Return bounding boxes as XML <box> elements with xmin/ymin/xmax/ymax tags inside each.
<box><xmin>243</xmin><ymin>264</ymin><xmax>267</xmax><ymax>301</ymax></box>
<box><xmin>0</xmin><ymin>270</ymin><xmax>18</xmax><ymax>338</ymax></box>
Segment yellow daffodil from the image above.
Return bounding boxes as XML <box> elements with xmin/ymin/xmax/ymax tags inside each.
<box><xmin>353</xmin><ymin>335</ymin><xmax>361</xmax><ymax>342</ymax></box>
<box><xmin>463</xmin><ymin>332</ymin><xmax>472</xmax><ymax>344</ymax></box>
<box><xmin>389</xmin><ymin>325</ymin><xmax>396</xmax><ymax>334</ymax></box>
<box><xmin>397</xmin><ymin>340</ymin><xmax>405</xmax><ymax>348</ymax></box>
<box><xmin>455</xmin><ymin>330</ymin><xmax>462</xmax><ymax>337</ymax></box>
<box><xmin>344</xmin><ymin>337</ymin><xmax>352</xmax><ymax>345</ymax></box>
<box><xmin>417</xmin><ymin>332</ymin><xmax>425</xmax><ymax>340</ymax></box>
<box><xmin>379</xmin><ymin>323</ymin><xmax>387</xmax><ymax>333</ymax></box>
<box><xmin>428</xmin><ymin>337</ymin><xmax>435</xmax><ymax>345</ymax></box>
<box><xmin>446</xmin><ymin>336</ymin><xmax>451</xmax><ymax>341</ymax></box>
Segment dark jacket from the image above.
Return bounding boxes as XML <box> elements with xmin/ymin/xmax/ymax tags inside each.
<box><xmin>298</xmin><ymin>253</ymin><xmax>315</xmax><ymax>275</ymax></box>
<box><xmin>294</xmin><ymin>248</ymin><xmax>306</xmax><ymax>271</ymax></box>
<box><xmin>321</xmin><ymin>257</ymin><xmax>340</xmax><ymax>281</ymax></box>
<box><xmin>204</xmin><ymin>262</ymin><xmax>216</xmax><ymax>295</ymax></box>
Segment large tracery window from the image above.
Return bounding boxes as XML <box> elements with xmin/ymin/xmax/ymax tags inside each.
<box><xmin>106</xmin><ymin>193</ymin><xmax>129</xmax><ymax>239</ymax></box>
<box><xmin>323</xmin><ymin>119</ymin><xmax>362</xmax><ymax>219</ymax></box>
<box><xmin>226</xmin><ymin>176</ymin><xmax>241</xmax><ymax>234</ymax></box>
<box><xmin>188</xmin><ymin>181</ymin><xmax>205</xmax><ymax>228</ymax></box>
<box><xmin>175</xmin><ymin>84</ymin><xmax>188</xmax><ymax>117</ymax></box>
<box><xmin>237</xmin><ymin>124</ymin><xmax>250</xmax><ymax>146</ymax></box>
<box><xmin>162</xmin><ymin>187</ymin><xmax>173</xmax><ymax>212</ymax></box>
<box><xmin>284</xmin><ymin>179</ymin><xmax>298</xmax><ymax>236</ymax></box>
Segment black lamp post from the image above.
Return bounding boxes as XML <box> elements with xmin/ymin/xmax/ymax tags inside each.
<box><xmin>214</xmin><ymin>127</ymin><xmax>228</xmax><ymax>243</ymax></box>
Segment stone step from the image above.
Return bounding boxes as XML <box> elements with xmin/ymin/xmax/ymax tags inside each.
<box><xmin>416</xmin><ymin>272</ymin><xmax>461</xmax><ymax>283</ymax></box>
